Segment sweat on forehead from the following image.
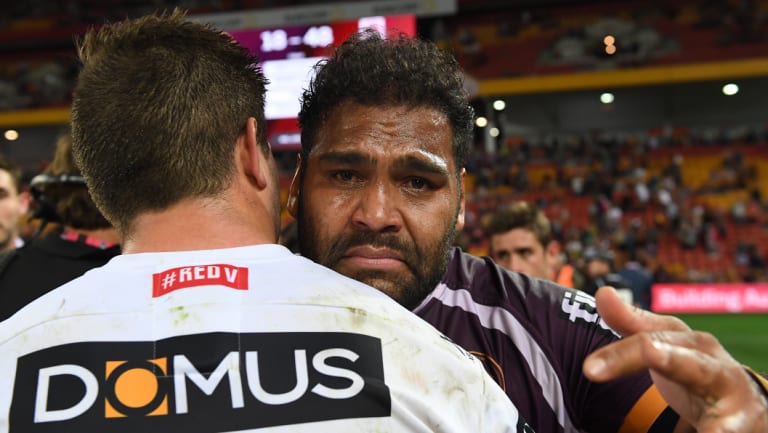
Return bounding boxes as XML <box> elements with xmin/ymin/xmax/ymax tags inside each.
<box><xmin>306</xmin><ymin>103</ymin><xmax>455</xmax><ymax>171</ymax></box>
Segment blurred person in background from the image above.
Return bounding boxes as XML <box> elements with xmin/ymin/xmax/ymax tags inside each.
<box><xmin>615</xmin><ymin>249</ymin><xmax>654</xmax><ymax>310</ymax></box>
<box><xmin>486</xmin><ymin>201</ymin><xmax>584</xmax><ymax>289</ymax></box>
<box><xmin>0</xmin><ymin>154</ymin><xmax>29</xmax><ymax>252</ymax></box>
<box><xmin>581</xmin><ymin>246</ymin><xmax>633</xmax><ymax>300</ymax></box>
<box><xmin>0</xmin><ymin>126</ymin><xmax>120</xmax><ymax>321</ymax></box>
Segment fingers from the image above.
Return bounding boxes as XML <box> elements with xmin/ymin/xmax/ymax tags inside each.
<box><xmin>594</xmin><ymin>286</ymin><xmax>690</xmax><ymax>337</ymax></box>
<box><xmin>641</xmin><ymin>334</ymin><xmax>724</xmax><ymax>393</ymax></box>
<box><xmin>583</xmin><ymin>329</ymin><xmax>723</xmax><ymax>383</ymax></box>
<box><xmin>586</xmin><ymin>287</ymin><xmax>768</xmax><ymax>433</ymax></box>
<box><xmin>583</xmin><ymin>329</ymin><xmax>751</xmax><ymax>427</ymax></box>
<box><xmin>650</xmin><ymin>338</ymin><xmax>768</xmax><ymax>433</ymax></box>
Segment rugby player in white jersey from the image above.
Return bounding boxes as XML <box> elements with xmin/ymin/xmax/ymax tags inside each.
<box><xmin>0</xmin><ymin>10</ymin><xmax>530</xmax><ymax>433</ymax></box>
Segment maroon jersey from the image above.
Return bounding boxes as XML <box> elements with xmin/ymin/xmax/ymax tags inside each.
<box><xmin>414</xmin><ymin>248</ymin><xmax>678</xmax><ymax>433</ymax></box>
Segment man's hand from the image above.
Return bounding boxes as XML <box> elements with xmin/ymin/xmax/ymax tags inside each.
<box><xmin>583</xmin><ymin>286</ymin><xmax>768</xmax><ymax>433</ymax></box>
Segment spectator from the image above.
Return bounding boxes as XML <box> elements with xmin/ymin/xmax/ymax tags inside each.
<box><xmin>615</xmin><ymin>250</ymin><xmax>653</xmax><ymax>310</ymax></box>
<box><xmin>0</xmin><ymin>126</ymin><xmax>120</xmax><ymax>321</ymax></box>
<box><xmin>580</xmin><ymin>246</ymin><xmax>632</xmax><ymax>300</ymax></box>
<box><xmin>0</xmin><ymin>154</ymin><xmax>30</xmax><ymax>252</ymax></box>
<box><xmin>485</xmin><ymin>201</ymin><xmax>585</xmax><ymax>289</ymax></box>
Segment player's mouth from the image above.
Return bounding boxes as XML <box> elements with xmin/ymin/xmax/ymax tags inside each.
<box><xmin>340</xmin><ymin>246</ymin><xmax>406</xmax><ymax>271</ymax></box>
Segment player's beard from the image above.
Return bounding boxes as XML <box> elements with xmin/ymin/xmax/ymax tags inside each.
<box><xmin>298</xmin><ymin>206</ymin><xmax>458</xmax><ymax>310</ymax></box>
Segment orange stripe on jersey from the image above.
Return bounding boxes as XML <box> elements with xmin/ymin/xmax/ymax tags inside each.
<box><xmin>746</xmin><ymin>367</ymin><xmax>768</xmax><ymax>397</ymax></box>
<box><xmin>617</xmin><ymin>385</ymin><xmax>669</xmax><ymax>433</ymax></box>
<box><xmin>468</xmin><ymin>351</ymin><xmax>506</xmax><ymax>392</ymax></box>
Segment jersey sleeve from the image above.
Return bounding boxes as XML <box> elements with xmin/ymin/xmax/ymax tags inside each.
<box><xmin>528</xmin><ymin>280</ymin><xmax>671</xmax><ymax>433</ymax></box>
<box><xmin>617</xmin><ymin>385</ymin><xmax>679</xmax><ymax>433</ymax></box>
<box><xmin>494</xmin><ymin>266</ymin><xmax>674</xmax><ymax>432</ymax></box>
<box><xmin>426</xmin><ymin>249</ymin><xmax>677</xmax><ymax>433</ymax></box>
<box><xmin>746</xmin><ymin>367</ymin><xmax>768</xmax><ymax>397</ymax></box>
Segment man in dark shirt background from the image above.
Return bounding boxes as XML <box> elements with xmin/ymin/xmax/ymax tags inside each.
<box><xmin>0</xmin><ymin>126</ymin><xmax>120</xmax><ymax>320</ymax></box>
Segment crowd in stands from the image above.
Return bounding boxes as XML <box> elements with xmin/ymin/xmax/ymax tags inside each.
<box><xmin>430</xmin><ymin>0</ymin><xmax>768</xmax><ymax>78</ymax></box>
<box><xmin>455</xmin><ymin>124</ymin><xmax>768</xmax><ymax>286</ymax></box>
<box><xmin>0</xmin><ymin>0</ymin><xmax>329</xmax><ymax>111</ymax></box>
<box><xmin>2</xmin><ymin>0</ymin><xmax>768</xmax><ymax>111</ymax></box>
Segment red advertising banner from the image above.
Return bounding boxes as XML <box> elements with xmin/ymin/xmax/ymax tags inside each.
<box><xmin>652</xmin><ymin>283</ymin><xmax>768</xmax><ymax>313</ymax></box>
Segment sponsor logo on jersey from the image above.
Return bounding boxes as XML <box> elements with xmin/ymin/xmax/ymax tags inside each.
<box><xmin>10</xmin><ymin>332</ymin><xmax>390</xmax><ymax>432</ymax></box>
<box><xmin>559</xmin><ymin>289</ymin><xmax>620</xmax><ymax>338</ymax></box>
<box><xmin>152</xmin><ymin>264</ymin><xmax>249</xmax><ymax>297</ymax></box>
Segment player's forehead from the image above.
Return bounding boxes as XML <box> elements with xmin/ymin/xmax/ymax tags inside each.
<box><xmin>309</xmin><ymin>101</ymin><xmax>456</xmax><ymax>169</ymax></box>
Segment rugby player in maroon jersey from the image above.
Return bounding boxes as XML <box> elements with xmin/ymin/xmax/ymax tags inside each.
<box><xmin>288</xmin><ymin>30</ymin><xmax>768</xmax><ymax>433</ymax></box>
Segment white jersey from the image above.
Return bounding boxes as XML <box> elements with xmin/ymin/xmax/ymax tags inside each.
<box><xmin>0</xmin><ymin>244</ymin><xmax>528</xmax><ymax>433</ymax></box>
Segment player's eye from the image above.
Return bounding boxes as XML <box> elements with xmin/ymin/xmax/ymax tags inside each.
<box><xmin>405</xmin><ymin>177</ymin><xmax>433</xmax><ymax>191</ymax></box>
<box><xmin>410</xmin><ymin>178</ymin><xmax>426</xmax><ymax>189</ymax></box>
<box><xmin>332</xmin><ymin>170</ymin><xmax>357</xmax><ymax>183</ymax></box>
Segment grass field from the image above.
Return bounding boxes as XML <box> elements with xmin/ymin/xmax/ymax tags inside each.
<box><xmin>676</xmin><ymin>314</ymin><xmax>768</xmax><ymax>374</ymax></box>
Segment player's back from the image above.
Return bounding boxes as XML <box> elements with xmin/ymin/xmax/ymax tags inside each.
<box><xmin>0</xmin><ymin>244</ymin><xmax>526</xmax><ymax>433</ymax></box>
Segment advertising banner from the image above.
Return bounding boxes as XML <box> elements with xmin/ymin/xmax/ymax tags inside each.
<box><xmin>651</xmin><ymin>283</ymin><xmax>768</xmax><ymax>313</ymax></box>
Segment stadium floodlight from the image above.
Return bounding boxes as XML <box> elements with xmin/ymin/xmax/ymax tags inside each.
<box><xmin>722</xmin><ymin>83</ymin><xmax>739</xmax><ymax>96</ymax></box>
<box><xmin>4</xmin><ymin>130</ymin><xmax>18</xmax><ymax>141</ymax></box>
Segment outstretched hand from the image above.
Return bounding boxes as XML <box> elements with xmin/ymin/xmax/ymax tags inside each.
<box><xmin>583</xmin><ymin>286</ymin><xmax>768</xmax><ymax>433</ymax></box>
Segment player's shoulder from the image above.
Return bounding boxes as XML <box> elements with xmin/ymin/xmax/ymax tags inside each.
<box><xmin>0</xmin><ymin>274</ymin><xmax>89</xmax><ymax>345</ymax></box>
<box><xmin>444</xmin><ymin>247</ymin><xmax>569</xmax><ymax>303</ymax></box>
<box><xmin>440</xmin><ymin>248</ymin><xmax>622</xmax><ymax>341</ymax></box>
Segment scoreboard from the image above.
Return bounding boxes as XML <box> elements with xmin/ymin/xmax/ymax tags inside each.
<box><xmin>227</xmin><ymin>15</ymin><xmax>416</xmax><ymax>149</ymax></box>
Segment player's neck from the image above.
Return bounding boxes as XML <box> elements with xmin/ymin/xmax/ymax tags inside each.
<box><xmin>121</xmin><ymin>196</ymin><xmax>277</xmax><ymax>254</ymax></box>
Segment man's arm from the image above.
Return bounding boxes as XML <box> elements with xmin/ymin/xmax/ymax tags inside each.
<box><xmin>583</xmin><ymin>286</ymin><xmax>768</xmax><ymax>433</ymax></box>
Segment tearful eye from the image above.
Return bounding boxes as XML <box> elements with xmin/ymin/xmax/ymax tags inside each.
<box><xmin>408</xmin><ymin>178</ymin><xmax>427</xmax><ymax>189</ymax></box>
<box><xmin>333</xmin><ymin>170</ymin><xmax>356</xmax><ymax>182</ymax></box>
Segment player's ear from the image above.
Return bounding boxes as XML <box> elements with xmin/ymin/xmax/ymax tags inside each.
<box><xmin>240</xmin><ymin>117</ymin><xmax>268</xmax><ymax>190</ymax></box>
<box><xmin>287</xmin><ymin>154</ymin><xmax>302</xmax><ymax>217</ymax></box>
<box><xmin>17</xmin><ymin>189</ymin><xmax>31</xmax><ymax>214</ymax></box>
<box><xmin>546</xmin><ymin>240</ymin><xmax>562</xmax><ymax>261</ymax></box>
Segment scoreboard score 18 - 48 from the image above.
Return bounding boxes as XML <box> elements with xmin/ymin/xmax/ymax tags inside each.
<box><xmin>228</xmin><ymin>15</ymin><xmax>416</xmax><ymax>148</ymax></box>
